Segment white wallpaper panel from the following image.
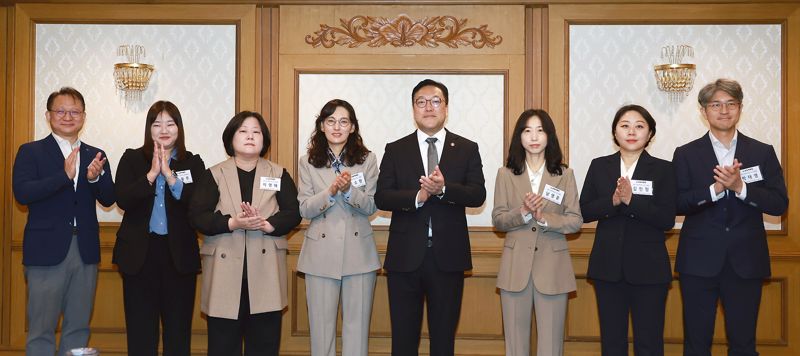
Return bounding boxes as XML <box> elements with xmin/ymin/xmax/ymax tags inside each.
<box><xmin>568</xmin><ymin>24</ymin><xmax>782</xmax><ymax>229</ymax></box>
<box><xmin>298</xmin><ymin>74</ymin><xmax>505</xmax><ymax>227</ymax></box>
<box><xmin>35</xmin><ymin>24</ymin><xmax>237</xmax><ymax>222</ymax></box>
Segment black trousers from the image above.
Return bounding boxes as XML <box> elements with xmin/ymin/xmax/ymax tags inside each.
<box><xmin>680</xmin><ymin>258</ymin><xmax>763</xmax><ymax>356</ymax></box>
<box><xmin>593</xmin><ymin>279</ymin><xmax>669</xmax><ymax>356</ymax></box>
<box><xmin>122</xmin><ymin>235</ymin><xmax>197</xmax><ymax>356</ymax></box>
<box><xmin>387</xmin><ymin>245</ymin><xmax>465</xmax><ymax>356</ymax></box>
<box><xmin>206</xmin><ymin>277</ymin><xmax>282</xmax><ymax>356</ymax></box>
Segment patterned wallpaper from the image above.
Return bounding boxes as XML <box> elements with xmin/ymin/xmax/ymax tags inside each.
<box><xmin>35</xmin><ymin>24</ymin><xmax>237</xmax><ymax>222</ymax></box>
<box><xmin>568</xmin><ymin>24</ymin><xmax>782</xmax><ymax>229</ymax></box>
<box><xmin>298</xmin><ymin>74</ymin><xmax>505</xmax><ymax>227</ymax></box>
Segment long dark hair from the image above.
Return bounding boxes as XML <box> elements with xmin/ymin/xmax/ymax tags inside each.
<box><xmin>505</xmin><ymin>109</ymin><xmax>565</xmax><ymax>175</ymax></box>
<box><xmin>141</xmin><ymin>100</ymin><xmax>187</xmax><ymax>160</ymax></box>
<box><xmin>307</xmin><ymin>99</ymin><xmax>370</xmax><ymax>168</ymax></box>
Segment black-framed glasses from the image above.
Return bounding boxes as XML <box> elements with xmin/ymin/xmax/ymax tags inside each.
<box><xmin>324</xmin><ymin>118</ymin><xmax>351</xmax><ymax>128</ymax></box>
<box><xmin>49</xmin><ymin>110</ymin><xmax>84</xmax><ymax>118</ymax></box>
<box><xmin>414</xmin><ymin>96</ymin><xmax>443</xmax><ymax>109</ymax></box>
<box><xmin>707</xmin><ymin>101</ymin><xmax>741</xmax><ymax>112</ymax></box>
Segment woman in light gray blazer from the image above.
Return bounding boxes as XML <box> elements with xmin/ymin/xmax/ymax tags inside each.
<box><xmin>493</xmin><ymin>109</ymin><xmax>583</xmax><ymax>356</ymax></box>
<box><xmin>297</xmin><ymin>99</ymin><xmax>380</xmax><ymax>356</ymax></box>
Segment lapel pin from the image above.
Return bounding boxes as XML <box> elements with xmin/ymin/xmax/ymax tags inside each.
<box><xmin>450</xmin><ymin>142</ymin><xmax>455</xmax><ymax>147</ymax></box>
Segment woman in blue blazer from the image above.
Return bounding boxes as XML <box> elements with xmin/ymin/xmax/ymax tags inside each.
<box><xmin>579</xmin><ymin>105</ymin><xmax>676</xmax><ymax>355</ymax></box>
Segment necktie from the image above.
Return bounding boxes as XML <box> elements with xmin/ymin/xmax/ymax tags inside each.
<box><xmin>426</xmin><ymin>137</ymin><xmax>438</xmax><ymax>175</ymax></box>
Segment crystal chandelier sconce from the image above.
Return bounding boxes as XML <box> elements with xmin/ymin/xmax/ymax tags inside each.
<box><xmin>114</xmin><ymin>44</ymin><xmax>154</xmax><ymax>103</ymax></box>
<box><xmin>654</xmin><ymin>44</ymin><xmax>696</xmax><ymax>102</ymax></box>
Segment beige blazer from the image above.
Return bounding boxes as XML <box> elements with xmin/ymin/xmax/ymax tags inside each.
<box><xmin>296</xmin><ymin>152</ymin><xmax>380</xmax><ymax>279</ymax></box>
<box><xmin>199</xmin><ymin>158</ymin><xmax>289</xmax><ymax>319</ymax></box>
<box><xmin>493</xmin><ymin>166</ymin><xmax>582</xmax><ymax>294</ymax></box>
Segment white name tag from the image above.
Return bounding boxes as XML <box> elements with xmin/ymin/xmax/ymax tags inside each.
<box><xmin>541</xmin><ymin>184</ymin><xmax>564</xmax><ymax>205</ymax></box>
<box><xmin>175</xmin><ymin>170</ymin><xmax>193</xmax><ymax>184</ymax></box>
<box><xmin>740</xmin><ymin>166</ymin><xmax>763</xmax><ymax>183</ymax></box>
<box><xmin>260</xmin><ymin>176</ymin><xmax>281</xmax><ymax>191</ymax></box>
<box><xmin>630</xmin><ymin>180</ymin><xmax>653</xmax><ymax>196</ymax></box>
<box><xmin>351</xmin><ymin>172</ymin><xmax>366</xmax><ymax>188</ymax></box>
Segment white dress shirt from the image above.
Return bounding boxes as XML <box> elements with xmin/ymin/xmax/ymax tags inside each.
<box><xmin>708</xmin><ymin>131</ymin><xmax>747</xmax><ymax>201</ymax></box>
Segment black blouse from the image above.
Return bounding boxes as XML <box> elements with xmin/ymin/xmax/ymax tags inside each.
<box><xmin>190</xmin><ymin>167</ymin><xmax>301</xmax><ymax>237</ymax></box>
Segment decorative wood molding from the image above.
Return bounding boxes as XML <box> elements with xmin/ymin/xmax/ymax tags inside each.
<box><xmin>304</xmin><ymin>14</ymin><xmax>502</xmax><ymax>49</ymax></box>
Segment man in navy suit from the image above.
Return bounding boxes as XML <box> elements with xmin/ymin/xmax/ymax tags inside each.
<box><xmin>12</xmin><ymin>87</ymin><xmax>115</xmax><ymax>356</ymax></box>
<box><xmin>376</xmin><ymin>79</ymin><xmax>486</xmax><ymax>355</ymax></box>
<box><xmin>673</xmin><ymin>79</ymin><xmax>788</xmax><ymax>356</ymax></box>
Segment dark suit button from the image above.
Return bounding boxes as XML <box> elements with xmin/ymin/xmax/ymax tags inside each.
<box><xmin>534</xmin><ymin>247</ymin><xmax>538</xmax><ymax>251</ymax></box>
<box><xmin>262</xmin><ymin>249</ymin><xmax>266</xmax><ymax>254</ymax></box>
<box><xmin>220</xmin><ymin>253</ymin><xmax>226</xmax><ymax>258</ymax></box>
<box><xmin>531</xmin><ymin>227</ymin><xmax>537</xmax><ymax>232</ymax></box>
<box><xmin>629</xmin><ymin>214</ymin><xmax>635</xmax><ymax>218</ymax></box>
<box><xmin>354</xmin><ymin>232</ymin><xmax>359</xmax><ymax>236</ymax></box>
<box><xmin>74</xmin><ymin>201</ymin><xmax>78</xmax><ymax>205</ymax></box>
<box><xmin>322</xmin><ymin>233</ymin><xmax>326</xmax><ymax>238</ymax></box>
<box><xmin>725</xmin><ymin>227</ymin><xmax>730</xmax><ymax>232</ymax></box>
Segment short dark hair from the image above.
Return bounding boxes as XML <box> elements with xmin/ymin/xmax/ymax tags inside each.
<box><xmin>698</xmin><ymin>78</ymin><xmax>743</xmax><ymax>108</ymax></box>
<box><xmin>611</xmin><ymin>104</ymin><xmax>657</xmax><ymax>148</ymax></box>
<box><xmin>141</xmin><ymin>101</ymin><xmax>187</xmax><ymax>161</ymax></box>
<box><xmin>411</xmin><ymin>79</ymin><xmax>449</xmax><ymax>105</ymax></box>
<box><xmin>222</xmin><ymin>111</ymin><xmax>271</xmax><ymax>157</ymax></box>
<box><xmin>505</xmin><ymin>109</ymin><xmax>565</xmax><ymax>176</ymax></box>
<box><xmin>46</xmin><ymin>87</ymin><xmax>85</xmax><ymax>111</ymax></box>
<box><xmin>306</xmin><ymin>99</ymin><xmax>370</xmax><ymax>168</ymax></box>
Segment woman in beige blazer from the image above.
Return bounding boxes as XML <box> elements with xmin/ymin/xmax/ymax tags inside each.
<box><xmin>493</xmin><ymin>109</ymin><xmax>583</xmax><ymax>356</ymax></box>
<box><xmin>297</xmin><ymin>99</ymin><xmax>380</xmax><ymax>356</ymax></box>
<box><xmin>190</xmin><ymin>111</ymin><xmax>301</xmax><ymax>356</ymax></box>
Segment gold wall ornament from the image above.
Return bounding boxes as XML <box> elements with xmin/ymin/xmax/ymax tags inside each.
<box><xmin>654</xmin><ymin>44</ymin><xmax>696</xmax><ymax>102</ymax></box>
<box><xmin>304</xmin><ymin>14</ymin><xmax>503</xmax><ymax>49</ymax></box>
<box><xmin>114</xmin><ymin>44</ymin><xmax>155</xmax><ymax>104</ymax></box>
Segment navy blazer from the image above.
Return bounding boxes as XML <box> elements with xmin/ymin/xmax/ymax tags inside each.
<box><xmin>12</xmin><ymin>134</ymin><xmax>116</xmax><ymax>266</ymax></box>
<box><xmin>580</xmin><ymin>151</ymin><xmax>676</xmax><ymax>284</ymax></box>
<box><xmin>375</xmin><ymin>130</ymin><xmax>486</xmax><ymax>272</ymax></box>
<box><xmin>113</xmin><ymin>148</ymin><xmax>205</xmax><ymax>275</ymax></box>
<box><xmin>673</xmin><ymin>132</ymin><xmax>788</xmax><ymax>279</ymax></box>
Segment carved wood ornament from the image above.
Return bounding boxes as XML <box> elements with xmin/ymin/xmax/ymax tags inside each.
<box><xmin>304</xmin><ymin>14</ymin><xmax>503</xmax><ymax>49</ymax></box>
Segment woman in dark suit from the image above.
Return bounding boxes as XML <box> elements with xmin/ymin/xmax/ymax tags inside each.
<box><xmin>493</xmin><ymin>109</ymin><xmax>583</xmax><ymax>356</ymax></box>
<box><xmin>297</xmin><ymin>99</ymin><xmax>380</xmax><ymax>356</ymax></box>
<box><xmin>113</xmin><ymin>100</ymin><xmax>206</xmax><ymax>356</ymax></box>
<box><xmin>579</xmin><ymin>104</ymin><xmax>676</xmax><ymax>356</ymax></box>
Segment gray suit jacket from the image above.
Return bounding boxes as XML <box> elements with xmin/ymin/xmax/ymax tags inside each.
<box><xmin>493</xmin><ymin>166</ymin><xmax>582</xmax><ymax>294</ymax></box>
<box><xmin>297</xmin><ymin>152</ymin><xmax>381</xmax><ymax>279</ymax></box>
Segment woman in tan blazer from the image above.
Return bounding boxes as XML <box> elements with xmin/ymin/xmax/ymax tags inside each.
<box><xmin>297</xmin><ymin>99</ymin><xmax>380</xmax><ymax>356</ymax></box>
<box><xmin>190</xmin><ymin>111</ymin><xmax>301</xmax><ymax>356</ymax></box>
<box><xmin>493</xmin><ymin>109</ymin><xmax>583</xmax><ymax>356</ymax></box>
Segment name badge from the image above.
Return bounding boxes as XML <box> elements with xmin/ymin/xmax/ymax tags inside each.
<box><xmin>351</xmin><ymin>172</ymin><xmax>367</xmax><ymax>188</ymax></box>
<box><xmin>740</xmin><ymin>165</ymin><xmax>763</xmax><ymax>183</ymax></box>
<box><xmin>630</xmin><ymin>180</ymin><xmax>653</xmax><ymax>196</ymax></box>
<box><xmin>175</xmin><ymin>170</ymin><xmax>193</xmax><ymax>184</ymax></box>
<box><xmin>541</xmin><ymin>184</ymin><xmax>564</xmax><ymax>205</ymax></box>
<box><xmin>260</xmin><ymin>176</ymin><xmax>281</xmax><ymax>191</ymax></box>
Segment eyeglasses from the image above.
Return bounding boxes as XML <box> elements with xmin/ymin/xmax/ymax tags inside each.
<box><xmin>324</xmin><ymin>118</ymin><xmax>351</xmax><ymax>128</ymax></box>
<box><xmin>49</xmin><ymin>110</ymin><xmax>84</xmax><ymax>119</ymax></box>
<box><xmin>706</xmin><ymin>101</ymin><xmax>741</xmax><ymax>112</ymax></box>
<box><xmin>414</xmin><ymin>96</ymin><xmax>443</xmax><ymax>108</ymax></box>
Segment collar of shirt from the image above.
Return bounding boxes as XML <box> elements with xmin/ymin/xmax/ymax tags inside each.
<box><xmin>709</xmin><ymin>130</ymin><xmax>738</xmax><ymax>166</ymax></box>
<box><xmin>620</xmin><ymin>155</ymin><xmax>639</xmax><ymax>179</ymax></box>
<box><xmin>416</xmin><ymin>128</ymin><xmax>446</xmax><ymax>172</ymax></box>
<box><xmin>525</xmin><ymin>161</ymin><xmax>546</xmax><ymax>193</ymax></box>
<box><xmin>52</xmin><ymin>133</ymin><xmax>81</xmax><ymax>158</ymax></box>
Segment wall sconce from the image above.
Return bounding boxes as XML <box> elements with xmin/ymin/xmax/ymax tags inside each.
<box><xmin>114</xmin><ymin>44</ymin><xmax>154</xmax><ymax>103</ymax></box>
<box><xmin>654</xmin><ymin>44</ymin><xmax>696</xmax><ymax>102</ymax></box>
